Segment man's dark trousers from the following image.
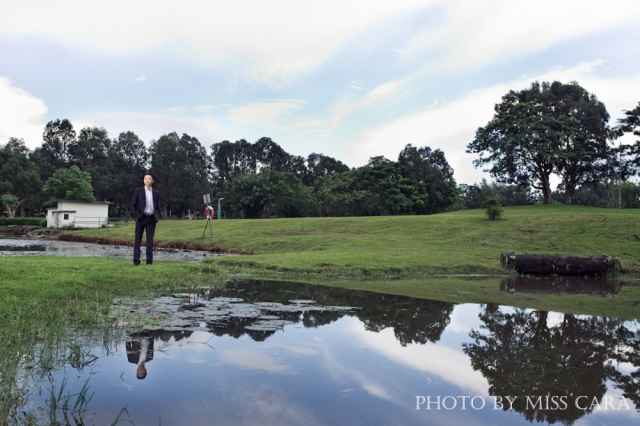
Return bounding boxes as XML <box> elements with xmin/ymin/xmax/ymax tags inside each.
<box><xmin>134</xmin><ymin>215</ymin><xmax>156</xmax><ymax>265</ymax></box>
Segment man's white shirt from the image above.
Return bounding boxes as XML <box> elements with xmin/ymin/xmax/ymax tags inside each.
<box><xmin>144</xmin><ymin>187</ymin><xmax>154</xmax><ymax>215</ymax></box>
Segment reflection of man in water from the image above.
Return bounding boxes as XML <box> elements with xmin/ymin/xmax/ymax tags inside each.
<box><xmin>126</xmin><ymin>334</ymin><xmax>154</xmax><ymax>379</ymax></box>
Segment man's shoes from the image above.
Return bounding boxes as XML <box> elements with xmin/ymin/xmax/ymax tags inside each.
<box><xmin>146</xmin><ymin>262</ymin><xmax>153</xmax><ymax>265</ymax></box>
<box><xmin>133</xmin><ymin>262</ymin><xmax>140</xmax><ymax>266</ymax></box>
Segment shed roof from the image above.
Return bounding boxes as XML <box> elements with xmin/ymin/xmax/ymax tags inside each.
<box><xmin>56</xmin><ymin>200</ymin><xmax>113</xmax><ymax>204</ymax></box>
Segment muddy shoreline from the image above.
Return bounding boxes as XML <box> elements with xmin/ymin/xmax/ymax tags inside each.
<box><xmin>56</xmin><ymin>233</ymin><xmax>255</xmax><ymax>255</ymax></box>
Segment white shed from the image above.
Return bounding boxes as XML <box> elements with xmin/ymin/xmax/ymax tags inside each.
<box><xmin>47</xmin><ymin>200</ymin><xmax>113</xmax><ymax>228</ymax></box>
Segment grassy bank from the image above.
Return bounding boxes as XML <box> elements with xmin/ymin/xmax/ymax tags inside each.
<box><xmin>63</xmin><ymin>205</ymin><xmax>640</xmax><ymax>277</ymax></box>
<box><xmin>303</xmin><ymin>277</ymin><xmax>640</xmax><ymax>319</ymax></box>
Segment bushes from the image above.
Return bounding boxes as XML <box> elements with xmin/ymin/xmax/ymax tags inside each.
<box><xmin>0</xmin><ymin>217</ymin><xmax>46</xmax><ymax>227</ymax></box>
<box><xmin>481</xmin><ymin>198</ymin><xmax>504</xmax><ymax>220</ymax></box>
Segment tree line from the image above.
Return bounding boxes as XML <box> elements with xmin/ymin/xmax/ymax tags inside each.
<box><xmin>0</xmin><ymin>123</ymin><xmax>459</xmax><ymax>218</ymax></box>
<box><xmin>1</xmin><ymin>80</ymin><xmax>639</xmax><ymax>218</ymax></box>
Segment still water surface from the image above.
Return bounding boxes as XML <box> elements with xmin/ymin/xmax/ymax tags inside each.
<box><xmin>23</xmin><ymin>280</ymin><xmax>640</xmax><ymax>425</ymax></box>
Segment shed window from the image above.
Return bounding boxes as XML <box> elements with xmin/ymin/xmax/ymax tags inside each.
<box><xmin>63</xmin><ymin>214</ymin><xmax>69</xmax><ymax>220</ymax></box>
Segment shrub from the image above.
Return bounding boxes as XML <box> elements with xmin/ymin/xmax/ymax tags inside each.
<box><xmin>481</xmin><ymin>198</ymin><xmax>504</xmax><ymax>220</ymax></box>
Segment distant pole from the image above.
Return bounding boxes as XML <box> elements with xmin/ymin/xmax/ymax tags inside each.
<box><xmin>217</xmin><ymin>198</ymin><xmax>224</xmax><ymax>220</ymax></box>
<box><xmin>619</xmin><ymin>140</ymin><xmax>622</xmax><ymax>209</ymax></box>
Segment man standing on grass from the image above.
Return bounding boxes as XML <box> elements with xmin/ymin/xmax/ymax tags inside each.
<box><xmin>130</xmin><ymin>173</ymin><xmax>159</xmax><ymax>265</ymax></box>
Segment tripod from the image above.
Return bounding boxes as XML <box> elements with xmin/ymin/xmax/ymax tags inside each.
<box><xmin>202</xmin><ymin>205</ymin><xmax>214</xmax><ymax>239</ymax></box>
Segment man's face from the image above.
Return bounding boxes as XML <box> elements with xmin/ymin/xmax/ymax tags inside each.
<box><xmin>143</xmin><ymin>175</ymin><xmax>153</xmax><ymax>187</ymax></box>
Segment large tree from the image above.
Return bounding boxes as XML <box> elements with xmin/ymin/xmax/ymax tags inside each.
<box><xmin>467</xmin><ymin>81</ymin><xmax>609</xmax><ymax>204</ymax></box>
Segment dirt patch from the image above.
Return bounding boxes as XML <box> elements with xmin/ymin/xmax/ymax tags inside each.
<box><xmin>57</xmin><ymin>234</ymin><xmax>255</xmax><ymax>255</ymax></box>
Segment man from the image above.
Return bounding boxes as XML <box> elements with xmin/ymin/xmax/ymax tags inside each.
<box><xmin>130</xmin><ymin>173</ymin><xmax>159</xmax><ymax>265</ymax></box>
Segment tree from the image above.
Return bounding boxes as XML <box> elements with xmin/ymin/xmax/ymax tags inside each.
<box><xmin>303</xmin><ymin>152</ymin><xmax>350</xmax><ymax>188</ymax></box>
<box><xmin>620</xmin><ymin>181</ymin><xmax>640</xmax><ymax>208</ymax></box>
<box><xmin>36</xmin><ymin>119</ymin><xmax>76</xmax><ymax>180</ymax></box>
<box><xmin>110</xmin><ymin>131</ymin><xmax>149</xmax><ymax>214</ymax></box>
<box><xmin>43</xmin><ymin>165</ymin><xmax>95</xmax><ymax>201</ymax></box>
<box><xmin>397</xmin><ymin>144</ymin><xmax>459</xmax><ymax>213</ymax></box>
<box><xmin>210</xmin><ymin>139</ymin><xmax>256</xmax><ymax>192</ymax></box>
<box><xmin>69</xmin><ymin>127</ymin><xmax>116</xmax><ymax>203</ymax></box>
<box><xmin>617</xmin><ymin>102</ymin><xmax>640</xmax><ymax>176</ymax></box>
<box><xmin>316</xmin><ymin>157</ymin><xmax>418</xmax><ymax>216</ymax></box>
<box><xmin>149</xmin><ymin>132</ymin><xmax>211</xmax><ymax>217</ymax></box>
<box><xmin>0</xmin><ymin>138</ymin><xmax>42</xmax><ymax>216</ymax></box>
<box><xmin>468</xmin><ymin>82</ymin><xmax>596</xmax><ymax>204</ymax></box>
<box><xmin>543</xmin><ymin>82</ymin><xmax>612</xmax><ymax>203</ymax></box>
<box><xmin>0</xmin><ymin>194</ymin><xmax>19</xmax><ymax>217</ymax></box>
<box><xmin>222</xmin><ymin>171</ymin><xmax>315</xmax><ymax>218</ymax></box>
<box><xmin>315</xmin><ymin>171</ymin><xmax>379</xmax><ymax>217</ymax></box>
<box><xmin>253</xmin><ymin>137</ymin><xmax>293</xmax><ymax>172</ymax></box>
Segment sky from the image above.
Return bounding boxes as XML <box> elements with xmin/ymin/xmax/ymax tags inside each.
<box><xmin>1</xmin><ymin>0</ymin><xmax>639</xmax><ymax>185</ymax></box>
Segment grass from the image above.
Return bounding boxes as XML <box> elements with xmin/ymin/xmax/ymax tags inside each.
<box><xmin>64</xmin><ymin>205</ymin><xmax>640</xmax><ymax>277</ymax></box>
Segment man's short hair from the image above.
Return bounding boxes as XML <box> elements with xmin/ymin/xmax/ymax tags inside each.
<box><xmin>144</xmin><ymin>172</ymin><xmax>154</xmax><ymax>180</ymax></box>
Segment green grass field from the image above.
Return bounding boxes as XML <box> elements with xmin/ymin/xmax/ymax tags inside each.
<box><xmin>65</xmin><ymin>205</ymin><xmax>640</xmax><ymax>277</ymax></box>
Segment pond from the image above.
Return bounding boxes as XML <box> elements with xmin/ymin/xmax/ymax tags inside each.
<box><xmin>0</xmin><ymin>236</ymin><xmax>231</xmax><ymax>261</ymax></box>
<box><xmin>17</xmin><ymin>279</ymin><xmax>640</xmax><ymax>425</ymax></box>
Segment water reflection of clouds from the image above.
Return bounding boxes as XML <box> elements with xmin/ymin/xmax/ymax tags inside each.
<box><xmin>346</xmin><ymin>317</ymin><xmax>490</xmax><ymax>396</ymax></box>
<box><xmin>546</xmin><ymin>311</ymin><xmax>567</xmax><ymax>328</ymax></box>
<box><xmin>271</xmin><ymin>343</ymin><xmax>319</xmax><ymax>356</ymax></box>
<box><xmin>213</xmin><ymin>383</ymin><xmax>324</xmax><ymax>426</ymax></box>
<box><xmin>218</xmin><ymin>348</ymin><xmax>295</xmax><ymax>374</ymax></box>
<box><xmin>320</xmin><ymin>343</ymin><xmax>397</xmax><ymax>403</ymax></box>
<box><xmin>445</xmin><ymin>303</ymin><xmax>478</xmax><ymax>333</ymax></box>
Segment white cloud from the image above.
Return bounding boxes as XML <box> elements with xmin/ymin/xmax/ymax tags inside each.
<box><xmin>227</xmin><ymin>100</ymin><xmax>302</xmax><ymax>123</ymax></box>
<box><xmin>347</xmin><ymin>61</ymin><xmax>640</xmax><ymax>184</ymax></box>
<box><xmin>0</xmin><ymin>76</ymin><xmax>48</xmax><ymax>149</ymax></box>
<box><xmin>404</xmin><ymin>0</ymin><xmax>640</xmax><ymax>71</ymax></box>
<box><xmin>72</xmin><ymin>112</ymin><xmax>220</xmax><ymax>147</ymax></box>
<box><xmin>288</xmin><ymin>119</ymin><xmax>326</xmax><ymax>129</ymax></box>
<box><xmin>194</xmin><ymin>105</ymin><xmax>218</xmax><ymax>112</ymax></box>
<box><xmin>330</xmin><ymin>79</ymin><xmax>405</xmax><ymax>128</ymax></box>
<box><xmin>0</xmin><ymin>0</ymin><xmax>434</xmax><ymax>86</ymax></box>
<box><xmin>127</xmin><ymin>74</ymin><xmax>147</xmax><ymax>82</ymax></box>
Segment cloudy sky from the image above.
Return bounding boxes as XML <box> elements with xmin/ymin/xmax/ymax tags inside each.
<box><xmin>1</xmin><ymin>0</ymin><xmax>639</xmax><ymax>184</ymax></box>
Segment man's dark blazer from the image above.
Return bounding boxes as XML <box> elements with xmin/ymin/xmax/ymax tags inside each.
<box><xmin>130</xmin><ymin>187</ymin><xmax>160</xmax><ymax>221</ymax></box>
